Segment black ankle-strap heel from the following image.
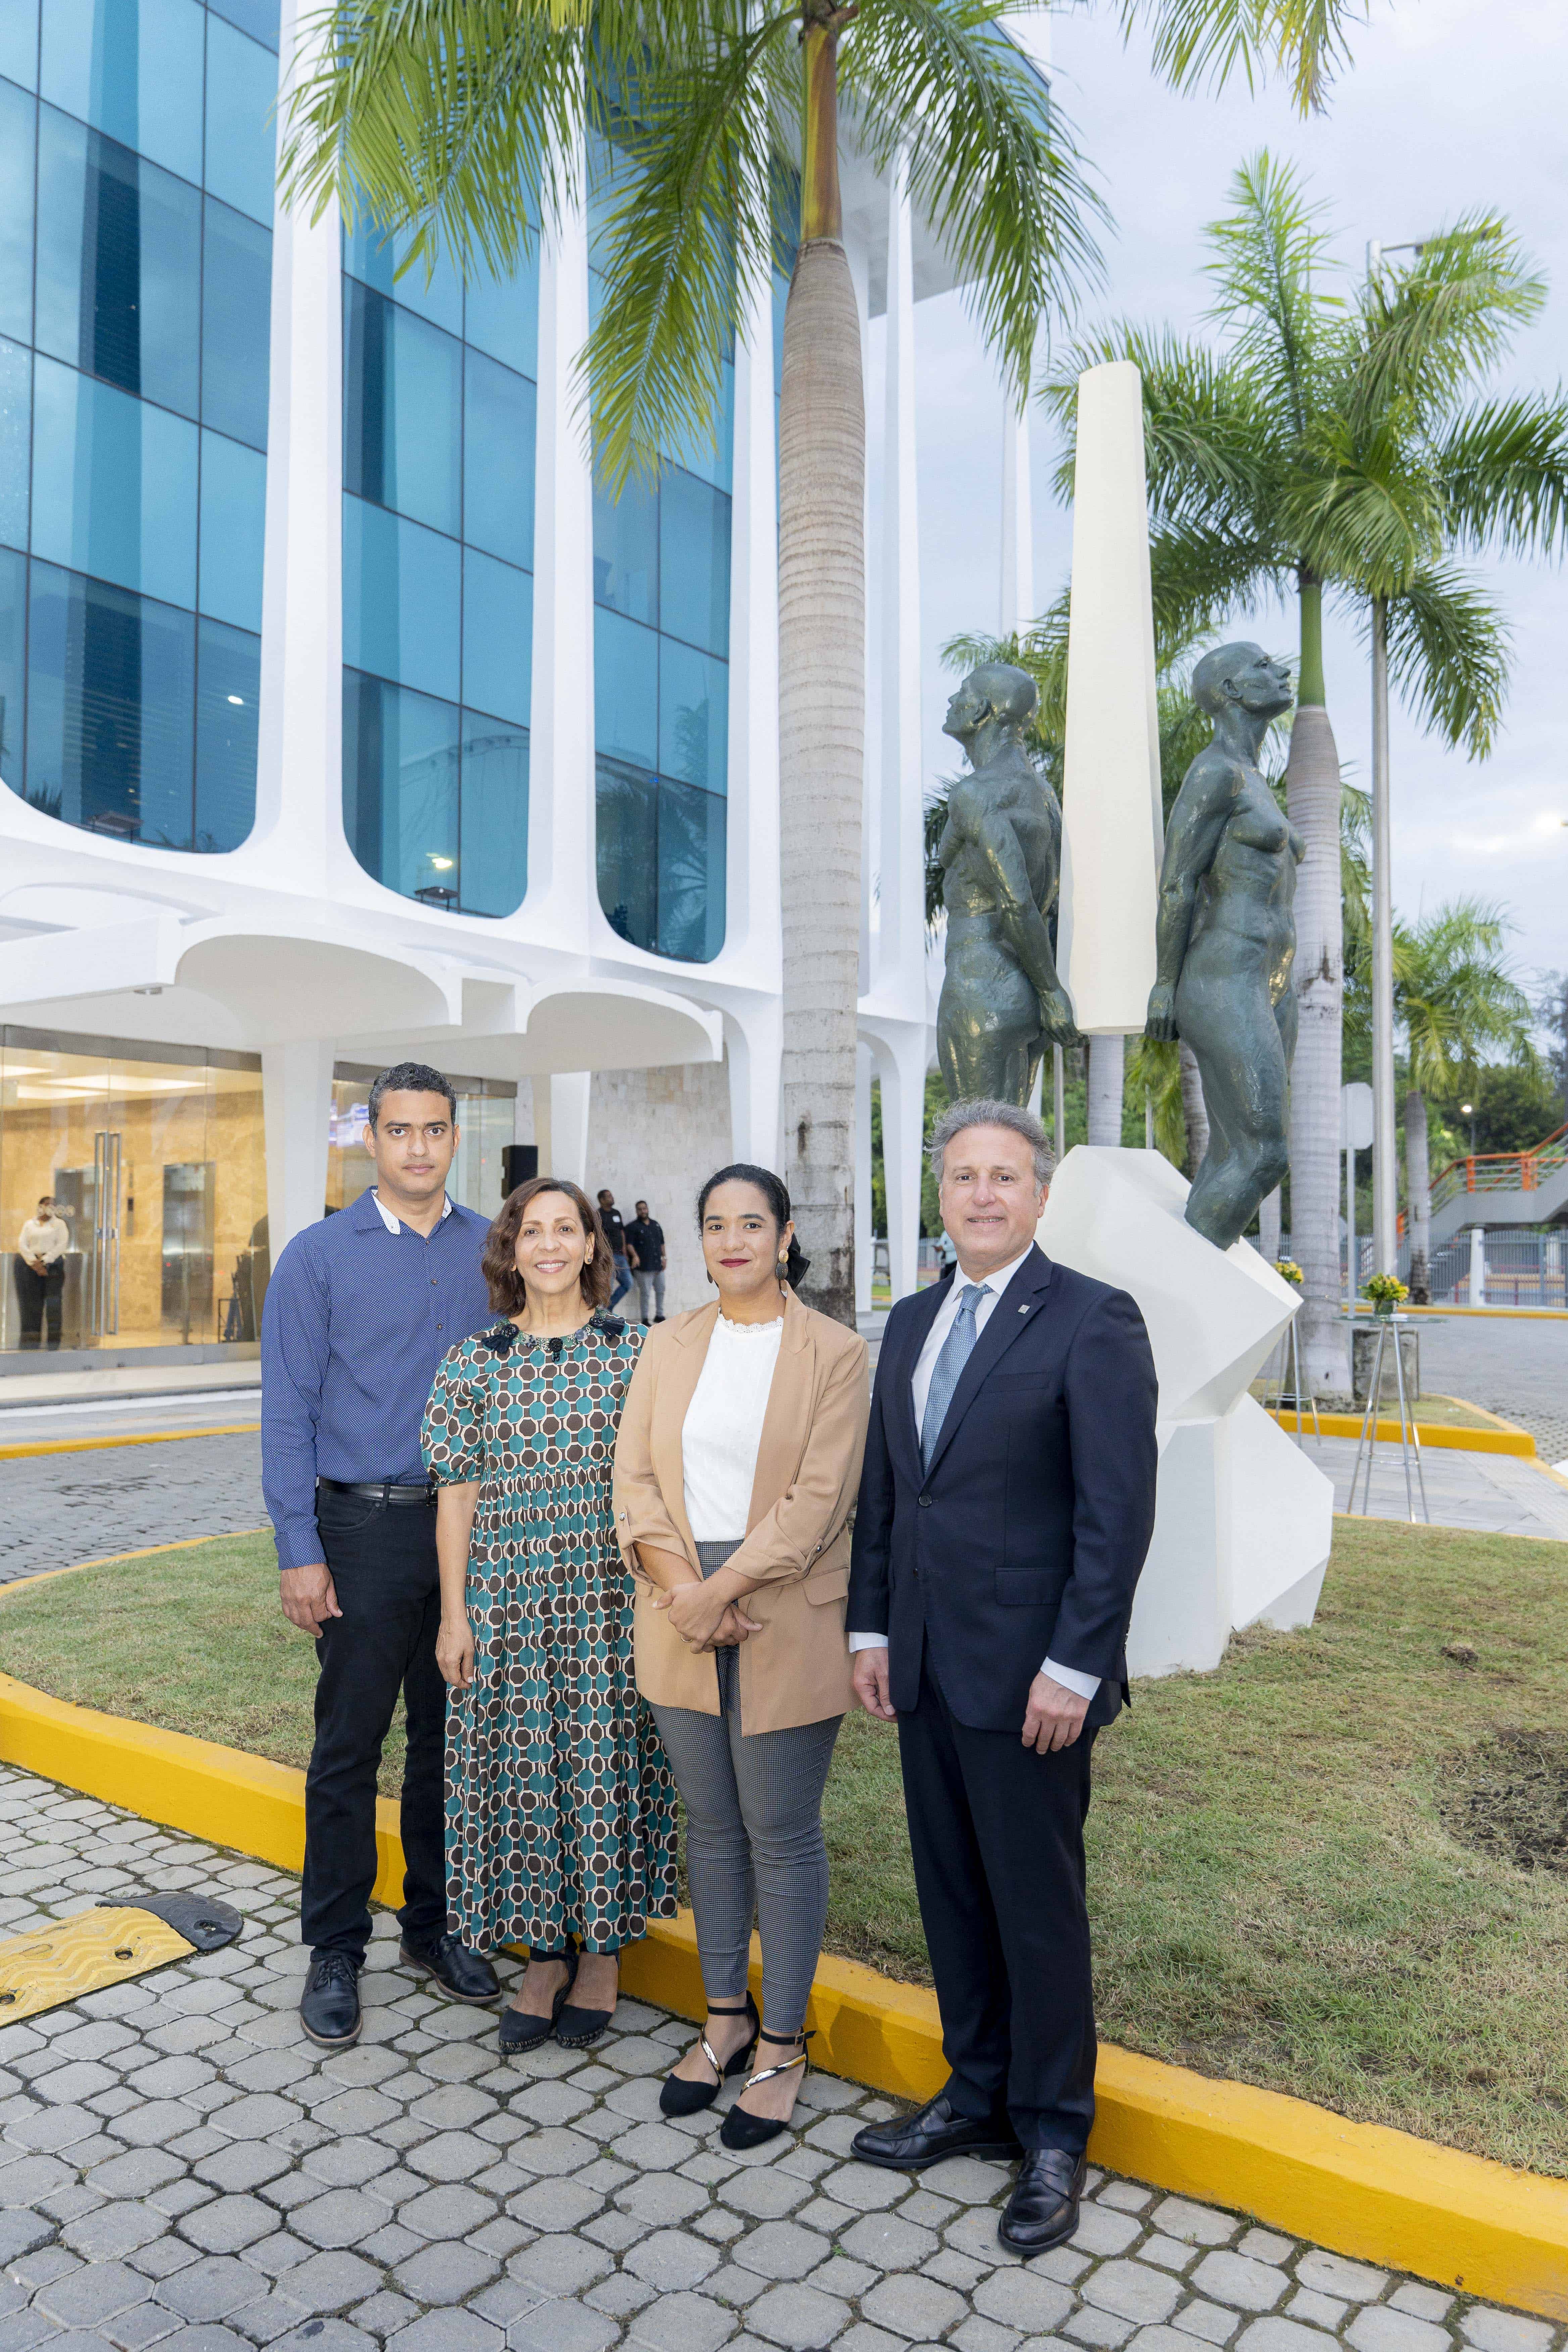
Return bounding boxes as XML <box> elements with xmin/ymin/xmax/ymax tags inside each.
<box><xmin>719</xmin><ymin>2027</ymin><xmax>814</xmax><ymax>2150</ymax></box>
<box><xmin>659</xmin><ymin>1994</ymin><xmax>760</xmax><ymax>2117</ymax></box>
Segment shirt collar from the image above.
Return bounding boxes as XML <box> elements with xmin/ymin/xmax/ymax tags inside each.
<box><xmin>948</xmin><ymin>1241</ymin><xmax>1035</xmax><ymax>1302</ymax></box>
<box><xmin>370</xmin><ymin>1187</ymin><xmax>453</xmax><ymax>1235</ymax></box>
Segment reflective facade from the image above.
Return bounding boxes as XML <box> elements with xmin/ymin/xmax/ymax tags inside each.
<box><xmin>590</xmin><ymin>140</ymin><xmax>733</xmax><ymax>965</ymax></box>
<box><xmin>341</xmin><ymin>224</ymin><xmax>537</xmax><ymax>916</ymax></box>
<box><xmin>0</xmin><ymin>0</ymin><xmax>275</xmax><ymax>850</ymax></box>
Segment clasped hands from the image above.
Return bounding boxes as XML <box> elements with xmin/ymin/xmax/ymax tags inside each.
<box><xmin>651</xmin><ymin>1567</ymin><xmax>762</xmax><ymax>1653</ymax></box>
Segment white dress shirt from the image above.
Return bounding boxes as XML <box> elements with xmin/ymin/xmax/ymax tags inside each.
<box><xmin>682</xmin><ymin>1313</ymin><xmax>784</xmax><ymax>1541</ymax></box>
<box><xmin>370</xmin><ymin>1188</ymin><xmax>453</xmax><ymax>1233</ymax></box>
<box><xmin>17</xmin><ymin>1214</ymin><xmax>68</xmax><ymax>1265</ymax></box>
<box><xmin>850</xmin><ymin>1245</ymin><xmax>1100</xmax><ymax>1703</ymax></box>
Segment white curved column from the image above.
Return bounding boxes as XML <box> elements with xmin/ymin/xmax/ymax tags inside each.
<box><xmin>263</xmin><ymin>1040</ymin><xmax>335</xmax><ymax>1254</ymax></box>
<box><xmin>1000</xmin><ymin>380</ymin><xmax>1035</xmax><ymax>637</ymax></box>
<box><xmin>723</xmin><ymin>1001</ymin><xmax>782</xmax><ymax>1170</ymax></box>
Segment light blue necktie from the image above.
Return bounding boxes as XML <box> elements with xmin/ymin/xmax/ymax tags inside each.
<box><xmin>920</xmin><ymin>1283</ymin><xmax>989</xmax><ymax>1470</ymax></box>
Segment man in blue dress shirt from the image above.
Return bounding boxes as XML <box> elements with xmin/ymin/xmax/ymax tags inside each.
<box><xmin>262</xmin><ymin>1060</ymin><xmax>500</xmax><ymax>2047</ymax></box>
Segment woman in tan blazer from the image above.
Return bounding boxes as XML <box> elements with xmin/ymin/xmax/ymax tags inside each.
<box><xmin>613</xmin><ymin>1162</ymin><xmax>868</xmax><ymax>2150</ymax></box>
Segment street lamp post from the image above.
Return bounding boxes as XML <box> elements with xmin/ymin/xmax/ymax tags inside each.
<box><xmin>1461</xmin><ymin>1099</ymin><xmax>1476</xmax><ymax>1159</ymax></box>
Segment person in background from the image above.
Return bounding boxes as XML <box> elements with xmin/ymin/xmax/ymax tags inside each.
<box><xmin>14</xmin><ymin>1196</ymin><xmax>69</xmax><ymax>1350</ymax></box>
<box><xmin>626</xmin><ymin>1198</ymin><xmax>667</xmax><ymax>1325</ymax></box>
<box><xmin>846</xmin><ymin>1099</ymin><xmax>1158</xmax><ymax>2256</ymax></box>
<box><xmin>262</xmin><ymin>1060</ymin><xmax>500</xmax><ymax>2050</ymax></box>
<box><xmin>614</xmin><ymin>1165</ymin><xmax>869</xmax><ymax>2150</ymax></box>
<box><xmin>426</xmin><ymin>1178</ymin><xmax>677</xmax><ymax>2054</ymax></box>
<box><xmin>597</xmin><ymin>1189</ymin><xmax>634</xmax><ymax>1308</ymax></box>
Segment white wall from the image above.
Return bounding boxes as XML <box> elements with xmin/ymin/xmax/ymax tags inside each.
<box><xmin>583</xmin><ymin>1060</ymin><xmax>734</xmax><ymax>1314</ymax></box>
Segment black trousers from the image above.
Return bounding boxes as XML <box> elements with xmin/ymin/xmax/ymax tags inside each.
<box><xmin>14</xmin><ymin>1260</ymin><xmax>63</xmax><ymax>1348</ymax></box>
<box><xmin>301</xmin><ymin>1486</ymin><xmax>449</xmax><ymax>1963</ymax></box>
<box><xmin>897</xmin><ymin>1656</ymin><xmax>1098</xmax><ymax>2154</ymax></box>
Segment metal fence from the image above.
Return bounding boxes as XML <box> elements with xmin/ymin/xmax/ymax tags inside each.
<box><xmin>1284</xmin><ymin>1226</ymin><xmax>1567</xmax><ymax>1306</ymax></box>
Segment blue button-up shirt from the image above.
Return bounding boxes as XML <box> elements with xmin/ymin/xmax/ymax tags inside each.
<box><xmin>261</xmin><ymin>1187</ymin><xmax>493</xmax><ymax>1570</ymax></box>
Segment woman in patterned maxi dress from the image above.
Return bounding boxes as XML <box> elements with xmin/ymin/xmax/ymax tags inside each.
<box><xmin>424</xmin><ymin>1177</ymin><xmax>677</xmax><ymax>2053</ymax></box>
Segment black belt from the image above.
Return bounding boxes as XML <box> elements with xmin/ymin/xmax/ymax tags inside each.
<box><xmin>318</xmin><ymin>1478</ymin><xmax>435</xmax><ymax>1507</ymax></box>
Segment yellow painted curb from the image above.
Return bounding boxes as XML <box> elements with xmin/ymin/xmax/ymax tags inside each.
<box><xmin>0</xmin><ymin>1424</ymin><xmax>259</xmax><ymax>1461</ymax></box>
<box><xmin>0</xmin><ymin>1669</ymin><xmax>1564</xmax><ymax>2315</ymax></box>
<box><xmin>1267</xmin><ymin>1409</ymin><xmax>1535</xmax><ymax>1456</ymax></box>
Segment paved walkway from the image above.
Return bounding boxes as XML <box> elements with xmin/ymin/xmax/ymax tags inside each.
<box><xmin>1298</xmin><ymin>1435</ymin><xmax>1568</xmax><ymax>1540</ymax></box>
<box><xmin>0</xmin><ymin>1438</ymin><xmax>264</xmax><ymax>1589</ymax></box>
<box><xmin>0</xmin><ymin>1763</ymin><xmax>1557</xmax><ymax>2352</ymax></box>
<box><xmin>1408</xmin><ymin>1316</ymin><xmax>1568</xmax><ymax>1468</ymax></box>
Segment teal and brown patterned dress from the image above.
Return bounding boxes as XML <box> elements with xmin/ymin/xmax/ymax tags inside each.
<box><xmin>422</xmin><ymin>1313</ymin><xmax>678</xmax><ymax>1955</ymax></box>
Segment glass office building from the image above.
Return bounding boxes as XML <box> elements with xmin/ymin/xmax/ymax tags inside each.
<box><xmin>0</xmin><ymin>0</ymin><xmax>276</xmax><ymax>852</ymax></box>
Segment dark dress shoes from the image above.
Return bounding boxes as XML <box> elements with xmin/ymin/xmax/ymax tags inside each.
<box><xmin>851</xmin><ymin>2092</ymin><xmax>1024</xmax><ymax>2171</ymax></box>
<box><xmin>300</xmin><ymin>1952</ymin><xmax>361</xmax><ymax>2048</ymax></box>
<box><xmin>998</xmin><ymin>2149</ymin><xmax>1088</xmax><ymax>2255</ymax></box>
<box><xmin>399</xmin><ymin>1930</ymin><xmax>500</xmax><ymax>2005</ymax></box>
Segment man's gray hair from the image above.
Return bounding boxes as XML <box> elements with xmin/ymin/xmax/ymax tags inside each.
<box><xmin>929</xmin><ymin>1098</ymin><xmax>1056</xmax><ymax>1187</ymax></box>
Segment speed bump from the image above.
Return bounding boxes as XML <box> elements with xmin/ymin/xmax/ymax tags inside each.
<box><xmin>0</xmin><ymin>1891</ymin><xmax>241</xmax><ymax>2022</ymax></box>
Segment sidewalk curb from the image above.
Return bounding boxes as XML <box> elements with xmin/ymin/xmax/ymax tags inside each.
<box><xmin>0</xmin><ymin>1425</ymin><xmax>260</xmax><ymax>1462</ymax></box>
<box><xmin>0</xmin><ymin>1662</ymin><xmax>1563</xmax><ymax>2316</ymax></box>
<box><xmin>1266</xmin><ymin>1409</ymin><xmax>1534</xmax><ymax>1456</ymax></box>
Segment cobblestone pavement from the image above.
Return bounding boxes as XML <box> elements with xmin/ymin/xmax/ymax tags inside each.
<box><xmin>1409</xmin><ymin>1316</ymin><xmax>1568</xmax><ymax>1467</ymax></box>
<box><xmin>0</xmin><ymin>1438</ymin><xmax>265</xmax><ymax>1587</ymax></box>
<box><xmin>1</xmin><ymin>1765</ymin><xmax>1559</xmax><ymax>2352</ymax></box>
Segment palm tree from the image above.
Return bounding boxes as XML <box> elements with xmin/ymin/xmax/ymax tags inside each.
<box><xmin>1047</xmin><ymin>157</ymin><xmax>1568</xmax><ymax>1392</ymax></box>
<box><xmin>282</xmin><ymin>8</ymin><xmax>1362</xmax><ymax>1323</ymax></box>
<box><xmin>1355</xmin><ymin>900</ymin><xmax>1535</xmax><ymax>1300</ymax></box>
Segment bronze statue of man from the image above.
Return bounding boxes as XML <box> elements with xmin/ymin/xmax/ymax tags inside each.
<box><xmin>935</xmin><ymin>662</ymin><xmax>1080</xmax><ymax>1107</ymax></box>
<box><xmin>1146</xmin><ymin>642</ymin><xmax>1303</xmax><ymax>1251</ymax></box>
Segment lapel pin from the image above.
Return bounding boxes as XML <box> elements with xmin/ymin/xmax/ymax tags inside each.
<box><xmin>1019</xmin><ymin>1304</ymin><xmax>1030</xmax><ymax>1314</ymax></box>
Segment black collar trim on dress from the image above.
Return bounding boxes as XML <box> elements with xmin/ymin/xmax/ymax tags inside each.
<box><xmin>482</xmin><ymin>1309</ymin><xmax>626</xmax><ymax>1358</ymax></box>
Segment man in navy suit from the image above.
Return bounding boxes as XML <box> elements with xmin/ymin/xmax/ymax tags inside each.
<box><xmin>847</xmin><ymin>1098</ymin><xmax>1158</xmax><ymax>2254</ymax></box>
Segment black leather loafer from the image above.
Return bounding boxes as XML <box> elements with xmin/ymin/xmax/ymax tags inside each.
<box><xmin>300</xmin><ymin>1952</ymin><xmax>361</xmax><ymax>2048</ymax></box>
<box><xmin>399</xmin><ymin>1930</ymin><xmax>500</xmax><ymax>2005</ymax></box>
<box><xmin>998</xmin><ymin>2148</ymin><xmax>1087</xmax><ymax>2254</ymax></box>
<box><xmin>851</xmin><ymin>2092</ymin><xmax>1023</xmax><ymax>2171</ymax></box>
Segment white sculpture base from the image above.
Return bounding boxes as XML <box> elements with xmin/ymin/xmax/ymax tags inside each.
<box><xmin>1037</xmin><ymin>1146</ymin><xmax>1332</xmax><ymax>1678</ymax></box>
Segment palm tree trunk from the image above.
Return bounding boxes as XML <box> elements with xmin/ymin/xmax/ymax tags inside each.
<box><xmin>1087</xmin><ymin>1034</ymin><xmax>1124</xmax><ymax>1145</ymax></box>
<box><xmin>1286</xmin><ymin>574</ymin><xmax>1351</xmax><ymax>1398</ymax></box>
<box><xmin>777</xmin><ymin>19</ymin><xmax>863</xmax><ymax>1324</ymax></box>
<box><xmin>1405</xmin><ymin>1086</ymin><xmax>1431</xmax><ymax>1303</ymax></box>
<box><xmin>1178</xmin><ymin>1041</ymin><xmax>1209</xmax><ymax>1176</ymax></box>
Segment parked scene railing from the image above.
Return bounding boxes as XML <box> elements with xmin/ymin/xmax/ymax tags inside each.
<box><xmin>1428</xmin><ymin>1123</ymin><xmax>1568</xmax><ymax>1214</ymax></box>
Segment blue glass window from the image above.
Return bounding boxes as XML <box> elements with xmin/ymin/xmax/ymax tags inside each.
<box><xmin>0</xmin><ymin>80</ymin><xmax>36</xmax><ymax>345</ymax></box>
<box><xmin>0</xmin><ymin>338</ymin><xmax>29</xmax><ymax>551</ymax></box>
<box><xmin>594</xmin><ymin>608</ymin><xmax>657</xmax><ymax>771</ymax></box>
<box><xmin>206</xmin><ymin>0</ymin><xmax>276</xmax><ymax>51</ymax></box>
<box><xmin>596</xmin><ymin>759</ymin><xmax>656</xmax><ymax>951</ymax></box>
<box><xmin>341</xmin><ymin>214</ymin><xmax>537</xmax><ymax>917</ymax></box>
<box><xmin>0</xmin><ymin>542</ymin><xmax>24</xmax><ymax>780</ymax></box>
<box><xmin>343</xmin><ymin>279</ymin><xmax>461</xmax><ymax>536</ymax></box>
<box><xmin>0</xmin><ymin>0</ymin><xmax>39</xmax><ymax>87</ymax></box>
<box><xmin>592</xmin><ymin>469</ymin><xmax>656</xmax><ymax>626</ymax></box>
<box><xmin>658</xmin><ymin>638</ymin><xmax>726</xmax><ymax>794</ymax></box>
<box><xmin>35</xmin><ymin>107</ymin><xmax>203</xmax><ymax>417</ymax></box>
<box><xmin>194</xmin><ymin>611</ymin><xmax>258</xmax><ymax>848</ymax></box>
<box><xmin>32</xmin><ymin>354</ymin><xmax>198</xmax><ymax>607</ymax></box>
<box><xmin>40</xmin><ymin>0</ymin><xmax>204</xmax><ymax>186</ymax></box>
<box><xmin>203</xmin><ymin>12</ymin><xmax>275</xmax><ymax>226</ymax></box>
<box><xmin>25</xmin><ymin>558</ymin><xmax>196</xmax><ymax>841</ymax></box>
<box><xmin>198</xmin><ymin>427</ymin><xmax>263</xmax><ymax>631</ymax></box>
<box><xmin>659</xmin><ymin>466</ymin><xmax>729</xmax><ymax>657</ymax></box>
<box><xmin>657</xmin><ymin>775</ymin><xmax>725</xmax><ymax>962</ymax></box>
<box><xmin>201</xmin><ymin>198</ymin><xmax>271</xmax><ymax>449</ymax></box>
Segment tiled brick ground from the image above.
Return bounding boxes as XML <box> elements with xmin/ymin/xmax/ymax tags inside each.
<box><xmin>0</xmin><ymin>1438</ymin><xmax>265</xmax><ymax>1587</ymax></box>
<box><xmin>0</xmin><ymin>1765</ymin><xmax>1559</xmax><ymax>2352</ymax></box>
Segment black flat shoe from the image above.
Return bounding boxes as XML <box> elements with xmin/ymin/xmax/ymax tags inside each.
<box><xmin>556</xmin><ymin>1958</ymin><xmax>619</xmax><ymax>2050</ymax></box>
<box><xmin>659</xmin><ymin>1995</ymin><xmax>759</xmax><ymax>2117</ymax></box>
<box><xmin>719</xmin><ymin>2028</ymin><xmax>813</xmax><ymax>2151</ymax></box>
<box><xmin>851</xmin><ymin>2091</ymin><xmax>1023</xmax><ymax>2171</ymax></box>
<box><xmin>998</xmin><ymin>2148</ymin><xmax>1087</xmax><ymax>2255</ymax></box>
<box><xmin>499</xmin><ymin>1952</ymin><xmax>577</xmax><ymax>2055</ymax></box>
<box><xmin>300</xmin><ymin>1953</ymin><xmax>361</xmax><ymax>2048</ymax></box>
<box><xmin>400</xmin><ymin>1930</ymin><xmax>500</xmax><ymax>2005</ymax></box>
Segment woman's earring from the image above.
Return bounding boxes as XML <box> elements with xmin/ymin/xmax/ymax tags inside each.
<box><xmin>776</xmin><ymin>1257</ymin><xmax>789</xmax><ymax>1281</ymax></box>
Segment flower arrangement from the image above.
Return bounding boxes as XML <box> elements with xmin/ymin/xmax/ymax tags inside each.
<box><xmin>1275</xmin><ymin>1259</ymin><xmax>1304</xmax><ymax>1285</ymax></box>
<box><xmin>1364</xmin><ymin>1271</ymin><xmax>1409</xmax><ymax>1317</ymax></box>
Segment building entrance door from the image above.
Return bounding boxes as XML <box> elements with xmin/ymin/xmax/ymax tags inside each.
<box><xmin>161</xmin><ymin>1162</ymin><xmax>216</xmax><ymax>1340</ymax></box>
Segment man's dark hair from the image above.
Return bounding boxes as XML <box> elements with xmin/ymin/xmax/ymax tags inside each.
<box><xmin>366</xmin><ymin>1062</ymin><xmax>457</xmax><ymax>1131</ymax></box>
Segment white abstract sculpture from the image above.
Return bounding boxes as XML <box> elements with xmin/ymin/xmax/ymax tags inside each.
<box><xmin>1056</xmin><ymin>360</ymin><xmax>1164</xmax><ymax>1035</ymax></box>
<box><xmin>1039</xmin><ymin>1145</ymin><xmax>1333</xmax><ymax>1676</ymax></box>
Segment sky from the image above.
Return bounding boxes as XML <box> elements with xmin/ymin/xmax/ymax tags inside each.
<box><xmin>878</xmin><ymin>0</ymin><xmax>1568</xmax><ymax>1008</ymax></box>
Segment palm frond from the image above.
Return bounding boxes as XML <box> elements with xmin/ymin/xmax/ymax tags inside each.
<box><xmin>1044</xmin><ymin>323</ymin><xmax>1283</xmax><ymax>534</ymax></box>
<box><xmin>1203</xmin><ymin>152</ymin><xmax>1350</xmax><ymax>438</ymax></box>
<box><xmin>1352</xmin><ymin>214</ymin><xmax>1546</xmax><ymax>430</ymax></box>
<box><xmin>1436</xmin><ymin>391</ymin><xmax>1568</xmax><ymax>561</ymax></box>
<box><xmin>1115</xmin><ymin>0</ymin><xmax>1361</xmax><ymax>116</ymax></box>
<box><xmin>1393</xmin><ymin>896</ymin><xmax>1536</xmax><ymax>1094</ymax></box>
<box><xmin>843</xmin><ymin>0</ymin><xmax>1107</xmax><ymax>401</ymax></box>
<box><xmin>1284</xmin><ymin>404</ymin><xmax>1442</xmax><ymax>593</ymax></box>
<box><xmin>1380</xmin><ymin>563</ymin><xmax>1511</xmax><ymax>760</ymax></box>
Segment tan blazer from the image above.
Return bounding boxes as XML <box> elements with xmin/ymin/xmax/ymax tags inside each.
<box><xmin>612</xmin><ymin>1290</ymin><xmax>869</xmax><ymax>1734</ymax></box>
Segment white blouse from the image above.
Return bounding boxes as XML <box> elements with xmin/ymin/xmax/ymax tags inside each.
<box><xmin>682</xmin><ymin>1313</ymin><xmax>786</xmax><ymax>1542</ymax></box>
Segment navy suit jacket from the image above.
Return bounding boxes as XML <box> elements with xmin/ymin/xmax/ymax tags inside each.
<box><xmin>847</xmin><ymin>1244</ymin><xmax>1159</xmax><ymax>1732</ymax></box>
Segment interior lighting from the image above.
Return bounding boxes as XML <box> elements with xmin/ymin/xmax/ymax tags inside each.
<box><xmin>227</xmin><ymin>694</ymin><xmax>244</xmax><ymax>706</ymax></box>
<box><xmin>429</xmin><ymin>856</ymin><xmax>455</xmax><ymax>870</ymax></box>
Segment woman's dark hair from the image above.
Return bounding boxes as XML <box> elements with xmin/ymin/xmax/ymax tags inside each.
<box><xmin>696</xmin><ymin>1163</ymin><xmax>812</xmax><ymax>1293</ymax></box>
<box><xmin>483</xmin><ymin>1178</ymin><xmax>612</xmax><ymax>1316</ymax></box>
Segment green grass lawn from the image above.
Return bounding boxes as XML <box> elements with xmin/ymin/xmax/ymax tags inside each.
<box><xmin>3</xmin><ymin>1520</ymin><xmax>1566</xmax><ymax>2175</ymax></box>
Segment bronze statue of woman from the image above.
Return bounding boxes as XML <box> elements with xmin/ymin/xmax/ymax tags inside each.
<box><xmin>1145</xmin><ymin>643</ymin><xmax>1303</xmax><ymax>1251</ymax></box>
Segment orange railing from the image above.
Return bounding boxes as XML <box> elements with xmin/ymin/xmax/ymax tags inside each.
<box><xmin>1429</xmin><ymin>1122</ymin><xmax>1568</xmax><ymax>1214</ymax></box>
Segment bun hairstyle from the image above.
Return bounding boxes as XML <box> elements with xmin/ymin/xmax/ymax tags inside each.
<box><xmin>696</xmin><ymin>1163</ymin><xmax>812</xmax><ymax>1293</ymax></box>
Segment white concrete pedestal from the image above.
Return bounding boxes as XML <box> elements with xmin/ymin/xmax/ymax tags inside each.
<box><xmin>1037</xmin><ymin>1146</ymin><xmax>1333</xmax><ymax>1676</ymax></box>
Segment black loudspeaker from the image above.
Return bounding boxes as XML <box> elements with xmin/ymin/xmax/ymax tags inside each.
<box><xmin>501</xmin><ymin>1144</ymin><xmax>539</xmax><ymax>1202</ymax></box>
